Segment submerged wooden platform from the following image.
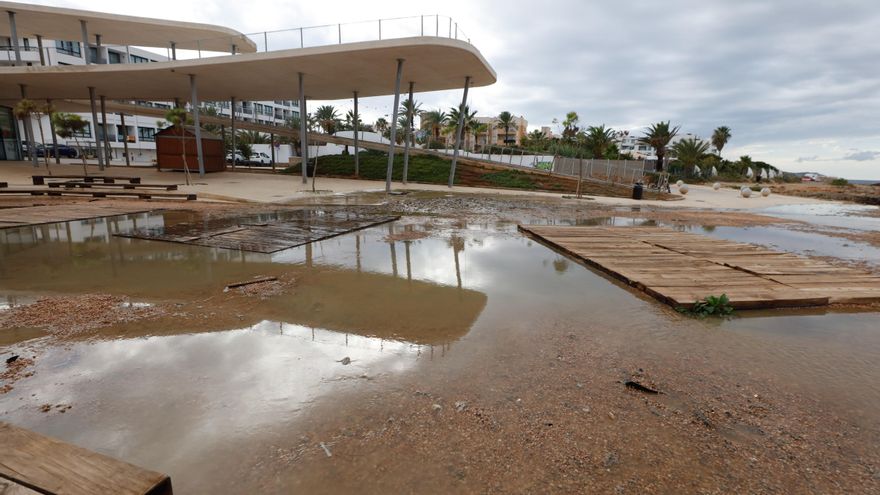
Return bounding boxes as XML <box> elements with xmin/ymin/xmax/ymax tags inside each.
<box><xmin>0</xmin><ymin>188</ymin><xmax>196</xmax><ymax>200</ymax></box>
<box><xmin>119</xmin><ymin>210</ymin><xmax>399</xmax><ymax>253</ymax></box>
<box><xmin>0</xmin><ymin>422</ymin><xmax>172</xmax><ymax>495</ymax></box>
<box><xmin>0</xmin><ymin>203</ymin><xmax>154</xmax><ymax>228</ymax></box>
<box><xmin>519</xmin><ymin>225</ymin><xmax>880</xmax><ymax>309</ymax></box>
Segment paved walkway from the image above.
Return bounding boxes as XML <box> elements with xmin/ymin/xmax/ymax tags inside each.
<box><xmin>0</xmin><ymin>161</ymin><xmax>832</xmax><ymax>209</ymax></box>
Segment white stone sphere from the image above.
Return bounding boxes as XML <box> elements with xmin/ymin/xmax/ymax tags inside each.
<box><xmin>712</xmin><ymin>182</ymin><xmax>721</xmax><ymax>191</ymax></box>
<box><xmin>761</xmin><ymin>187</ymin><xmax>771</xmax><ymax>197</ymax></box>
<box><xmin>741</xmin><ymin>187</ymin><xmax>752</xmax><ymax>198</ymax></box>
<box><xmin>676</xmin><ymin>180</ymin><xmax>684</xmax><ymax>187</ymax></box>
<box><xmin>679</xmin><ymin>184</ymin><xmax>689</xmax><ymax>195</ymax></box>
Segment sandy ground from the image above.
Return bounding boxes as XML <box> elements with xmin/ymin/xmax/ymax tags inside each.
<box><xmin>1</xmin><ymin>175</ymin><xmax>878</xmax><ymax>493</ymax></box>
<box><xmin>0</xmin><ymin>161</ymin><xmax>834</xmax><ymax>209</ymax></box>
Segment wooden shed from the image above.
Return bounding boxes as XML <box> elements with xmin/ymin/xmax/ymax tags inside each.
<box><xmin>156</xmin><ymin>125</ymin><xmax>226</xmax><ymax>172</ymax></box>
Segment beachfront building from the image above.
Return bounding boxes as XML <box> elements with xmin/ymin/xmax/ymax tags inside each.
<box><xmin>615</xmin><ymin>131</ymin><xmax>706</xmax><ymax>160</ymax></box>
<box><xmin>473</xmin><ymin>114</ymin><xmax>527</xmax><ymax>147</ymax></box>
<box><xmin>1</xmin><ymin>32</ymin><xmax>298</xmax><ymax>164</ymax></box>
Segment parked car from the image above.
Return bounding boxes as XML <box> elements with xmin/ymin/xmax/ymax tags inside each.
<box><xmin>246</xmin><ymin>152</ymin><xmax>272</xmax><ymax>166</ymax></box>
<box><xmin>37</xmin><ymin>144</ymin><xmax>79</xmax><ymax>158</ymax></box>
<box><xmin>226</xmin><ymin>152</ymin><xmax>245</xmax><ymax>164</ymax></box>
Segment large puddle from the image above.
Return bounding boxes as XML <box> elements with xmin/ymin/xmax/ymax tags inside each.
<box><xmin>1</xmin><ymin>208</ymin><xmax>879</xmax><ymax>493</ymax></box>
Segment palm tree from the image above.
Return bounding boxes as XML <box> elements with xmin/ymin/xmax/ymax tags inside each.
<box><xmin>236</xmin><ymin>130</ymin><xmax>270</xmax><ymax>144</ymax></box>
<box><xmin>374</xmin><ymin>117</ymin><xmax>389</xmax><ymax>138</ymax></box>
<box><xmin>344</xmin><ymin>110</ymin><xmax>361</xmax><ymax>132</ymax></box>
<box><xmin>445</xmin><ymin>105</ymin><xmax>478</xmax><ymax>150</ymax></box>
<box><xmin>561</xmin><ymin>111</ymin><xmax>580</xmax><ymax>142</ymax></box>
<box><xmin>496</xmin><ymin>111</ymin><xmax>516</xmax><ymax>146</ymax></box>
<box><xmin>51</xmin><ymin>113</ymin><xmax>89</xmax><ymax>175</ymax></box>
<box><xmin>711</xmin><ymin>126</ymin><xmax>732</xmax><ymax>159</ymax></box>
<box><xmin>421</xmin><ymin>109</ymin><xmax>448</xmax><ymax>143</ymax></box>
<box><xmin>314</xmin><ymin>105</ymin><xmax>340</xmax><ymax>135</ymax></box>
<box><xmin>672</xmin><ymin>137</ymin><xmax>711</xmax><ymax>175</ymax></box>
<box><xmin>639</xmin><ymin>121</ymin><xmax>680</xmax><ymax>171</ymax></box>
<box><xmin>165</xmin><ymin>107</ymin><xmax>192</xmax><ymax>185</ymax></box>
<box><xmin>399</xmin><ymin>99</ymin><xmax>422</xmax><ymax>146</ymax></box>
<box><xmin>583</xmin><ymin>124</ymin><xmax>615</xmax><ymax>159</ymax></box>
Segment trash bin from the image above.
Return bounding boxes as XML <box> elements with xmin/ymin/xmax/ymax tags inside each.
<box><xmin>632</xmin><ymin>182</ymin><xmax>644</xmax><ymax>200</ymax></box>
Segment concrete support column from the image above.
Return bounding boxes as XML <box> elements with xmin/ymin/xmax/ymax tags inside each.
<box><xmin>170</xmin><ymin>42</ymin><xmax>177</xmax><ymax>60</ymax></box>
<box><xmin>298</xmin><ymin>73</ymin><xmax>308</xmax><ymax>184</ymax></box>
<box><xmin>80</xmin><ymin>20</ymin><xmax>90</xmax><ymax>64</ymax></box>
<box><xmin>402</xmin><ymin>81</ymin><xmax>414</xmax><ymax>184</ymax></box>
<box><xmin>385</xmin><ymin>58</ymin><xmax>404</xmax><ymax>192</ymax></box>
<box><xmin>95</xmin><ymin>34</ymin><xmax>103</xmax><ymax>64</ymax></box>
<box><xmin>88</xmin><ymin>87</ymin><xmax>104</xmax><ymax>169</ymax></box>
<box><xmin>19</xmin><ymin>84</ymin><xmax>36</xmax><ymax>166</ymax></box>
<box><xmin>190</xmin><ymin>75</ymin><xmax>205</xmax><ymax>177</ymax></box>
<box><xmin>230</xmin><ymin>97</ymin><xmax>236</xmax><ymax>169</ymax></box>
<box><xmin>448</xmin><ymin>76</ymin><xmax>471</xmax><ymax>188</ymax></box>
<box><xmin>36</xmin><ymin>35</ymin><xmax>45</xmax><ymax>65</ymax></box>
<box><xmin>231</xmin><ymin>44</ymin><xmax>237</xmax><ymax>55</ymax></box>
<box><xmin>353</xmin><ymin>91</ymin><xmax>359</xmax><ymax>177</ymax></box>
<box><xmin>120</xmin><ymin>112</ymin><xmax>130</xmax><ymax>166</ymax></box>
<box><xmin>7</xmin><ymin>11</ymin><xmax>21</xmax><ymax>65</ymax></box>
<box><xmin>100</xmin><ymin>95</ymin><xmax>111</xmax><ymax>164</ymax></box>
<box><xmin>47</xmin><ymin>99</ymin><xmax>60</xmax><ymax>164</ymax></box>
<box><xmin>270</xmin><ymin>132</ymin><xmax>275</xmax><ymax>170</ymax></box>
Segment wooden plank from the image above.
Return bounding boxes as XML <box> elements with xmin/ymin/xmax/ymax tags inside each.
<box><xmin>0</xmin><ymin>422</ymin><xmax>172</xmax><ymax>495</ymax></box>
<box><xmin>32</xmin><ymin>175</ymin><xmax>141</xmax><ymax>185</ymax></box>
<box><xmin>0</xmin><ymin>204</ymin><xmax>156</xmax><ymax>229</ymax></box>
<box><xmin>518</xmin><ymin>224</ymin><xmax>880</xmax><ymax>310</ymax></box>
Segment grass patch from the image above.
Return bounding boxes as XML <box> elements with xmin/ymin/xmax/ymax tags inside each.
<box><xmin>831</xmin><ymin>178</ymin><xmax>849</xmax><ymax>186</ymax></box>
<box><xmin>283</xmin><ymin>150</ymin><xmax>457</xmax><ymax>185</ymax></box>
<box><xmin>479</xmin><ymin>170</ymin><xmax>538</xmax><ymax>190</ymax></box>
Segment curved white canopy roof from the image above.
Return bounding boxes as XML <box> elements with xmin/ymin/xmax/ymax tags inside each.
<box><xmin>0</xmin><ymin>1</ymin><xmax>256</xmax><ymax>52</ymax></box>
<box><xmin>0</xmin><ymin>37</ymin><xmax>496</xmax><ymax>101</ymax></box>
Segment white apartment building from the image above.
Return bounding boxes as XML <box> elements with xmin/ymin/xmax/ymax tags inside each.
<box><xmin>615</xmin><ymin>131</ymin><xmax>705</xmax><ymax>160</ymax></box>
<box><xmin>1</xmin><ymin>36</ymin><xmax>299</xmax><ymax>163</ymax></box>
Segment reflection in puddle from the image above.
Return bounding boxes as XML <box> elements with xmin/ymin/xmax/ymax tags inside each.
<box><xmin>755</xmin><ymin>203</ymin><xmax>880</xmax><ymax>231</ymax></box>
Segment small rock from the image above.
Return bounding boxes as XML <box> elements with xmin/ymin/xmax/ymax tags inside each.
<box><xmin>338</xmin><ymin>357</ymin><xmax>351</xmax><ymax>365</ymax></box>
<box><xmin>582</xmin><ymin>406</ymin><xmax>591</xmax><ymax>414</ymax></box>
<box><xmin>455</xmin><ymin>401</ymin><xmax>468</xmax><ymax>412</ymax></box>
<box><xmin>5</xmin><ymin>355</ymin><xmax>19</xmax><ymax>365</ymax></box>
<box><xmin>432</xmin><ymin>404</ymin><xmax>442</xmax><ymax>412</ymax></box>
<box><xmin>603</xmin><ymin>451</ymin><xmax>620</xmax><ymax>468</ymax></box>
<box><xmin>607</xmin><ymin>411</ymin><xmax>616</xmax><ymax>420</ymax></box>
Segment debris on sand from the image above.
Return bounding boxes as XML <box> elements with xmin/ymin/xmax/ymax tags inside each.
<box><xmin>5</xmin><ymin>355</ymin><xmax>18</xmax><ymax>365</ymax></box>
<box><xmin>337</xmin><ymin>357</ymin><xmax>352</xmax><ymax>365</ymax></box>
<box><xmin>455</xmin><ymin>401</ymin><xmax>468</xmax><ymax>412</ymax></box>
<box><xmin>1</xmin><ymin>355</ymin><xmax>35</xmax><ymax>394</ymax></box>
<box><xmin>319</xmin><ymin>442</ymin><xmax>333</xmax><ymax>457</ymax></box>
<box><xmin>223</xmin><ymin>275</ymin><xmax>295</xmax><ymax>299</ymax></box>
<box><xmin>624</xmin><ymin>380</ymin><xmax>660</xmax><ymax>394</ymax></box>
<box><xmin>224</xmin><ymin>276</ymin><xmax>279</xmax><ymax>291</ymax></box>
<box><xmin>0</xmin><ymin>295</ymin><xmax>163</xmax><ymax>336</ymax></box>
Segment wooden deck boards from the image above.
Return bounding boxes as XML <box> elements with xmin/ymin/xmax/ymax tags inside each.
<box><xmin>0</xmin><ymin>422</ymin><xmax>172</xmax><ymax>495</ymax></box>
<box><xmin>119</xmin><ymin>211</ymin><xmax>399</xmax><ymax>253</ymax></box>
<box><xmin>519</xmin><ymin>225</ymin><xmax>880</xmax><ymax>309</ymax></box>
<box><xmin>0</xmin><ymin>204</ymin><xmax>154</xmax><ymax>228</ymax></box>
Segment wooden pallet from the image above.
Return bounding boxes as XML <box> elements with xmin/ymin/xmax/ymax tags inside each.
<box><xmin>0</xmin><ymin>203</ymin><xmax>155</xmax><ymax>228</ymax></box>
<box><xmin>119</xmin><ymin>210</ymin><xmax>399</xmax><ymax>253</ymax></box>
<box><xmin>32</xmin><ymin>175</ymin><xmax>141</xmax><ymax>185</ymax></box>
<box><xmin>0</xmin><ymin>422</ymin><xmax>172</xmax><ymax>495</ymax></box>
<box><xmin>47</xmin><ymin>182</ymin><xmax>179</xmax><ymax>191</ymax></box>
<box><xmin>0</xmin><ymin>188</ymin><xmax>195</xmax><ymax>200</ymax></box>
<box><xmin>518</xmin><ymin>225</ymin><xmax>880</xmax><ymax>309</ymax></box>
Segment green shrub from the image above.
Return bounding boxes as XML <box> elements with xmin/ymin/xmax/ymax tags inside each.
<box><xmin>678</xmin><ymin>294</ymin><xmax>735</xmax><ymax>318</ymax></box>
<box><xmin>831</xmin><ymin>178</ymin><xmax>849</xmax><ymax>186</ymax></box>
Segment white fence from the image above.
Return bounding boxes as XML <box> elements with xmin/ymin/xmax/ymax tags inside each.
<box><xmin>552</xmin><ymin>157</ymin><xmax>650</xmax><ymax>185</ymax></box>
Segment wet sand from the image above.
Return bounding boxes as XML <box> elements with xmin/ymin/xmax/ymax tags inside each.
<box><xmin>1</xmin><ymin>194</ymin><xmax>879</xmax><ymax>494</ymax></box>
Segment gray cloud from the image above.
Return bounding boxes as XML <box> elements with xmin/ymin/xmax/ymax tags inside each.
<box><xmin>796</xmin><ymin>156</ymin><xmax>819</xmax><ymax>163</ymax></box>
<box><xmin>842</xmin><ymin>151</ymin><xmax>880</xmax><ymax>161</ymax></box>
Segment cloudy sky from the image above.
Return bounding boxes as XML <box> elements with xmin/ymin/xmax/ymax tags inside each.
<box><xmin>32</xmin><ymin>0</ymin><xmax>880</xmax><ymax>179</ymax></box>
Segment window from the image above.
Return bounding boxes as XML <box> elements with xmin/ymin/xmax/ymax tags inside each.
<box><xmin>130</xmin><ymin>54</ymin><xmax>152</xmax><ymax>64</ymax></box>
<box><xmin>138</xmin><ymin>127</ymin><xmax>156</xmax><ymax>142</ymax></box>
<box><xmin>55</xmin><ymin>40</ymin><xmax>81</xmax><ymax>57</ymax></box>
<box><xmin>108</xmin><ymin>51</ymin><xmax>122</xmax><ymax>64</ymax></box>
<box><xmin>73</xmin><ymin>122</ymin><xmax>92</xmax><ymax>138</ymax></box>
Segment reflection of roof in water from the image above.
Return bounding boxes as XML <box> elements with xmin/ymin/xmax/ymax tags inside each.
<box><xmin>261</xmin><ymin>269</ymin><xmax>487</xmax><ymax>345</ymax></box>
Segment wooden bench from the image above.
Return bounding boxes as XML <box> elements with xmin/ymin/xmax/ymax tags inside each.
<box><xmin>0</xmin><ymin>421</ymin><xmax>173</xmax><ymax>495</ymax></box>
<box><xmin>47</xmin><ymin>182</ymin><xmax>179</xmax><ymax>191</ymax></box>
<box><xmin>0</xmin><ymin>188</ymin><xmax>196</xmax><ymax>201</ymax></box>
<box><xmin>32</xmin><ymin>175</ymin><xmax>142</xmax><ymax>185</ymax></box>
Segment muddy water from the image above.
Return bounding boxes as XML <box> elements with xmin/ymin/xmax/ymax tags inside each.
<box><xmin>1</xmin><ymin>210</ymin><xmax>879</xmax><ymax>493</ymax></box>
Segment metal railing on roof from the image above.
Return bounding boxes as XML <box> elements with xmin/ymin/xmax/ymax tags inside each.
<box><xmin>183</xmin><ymin>15</ymin><xmax>472</xmax><ymax>58</ymax></box>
